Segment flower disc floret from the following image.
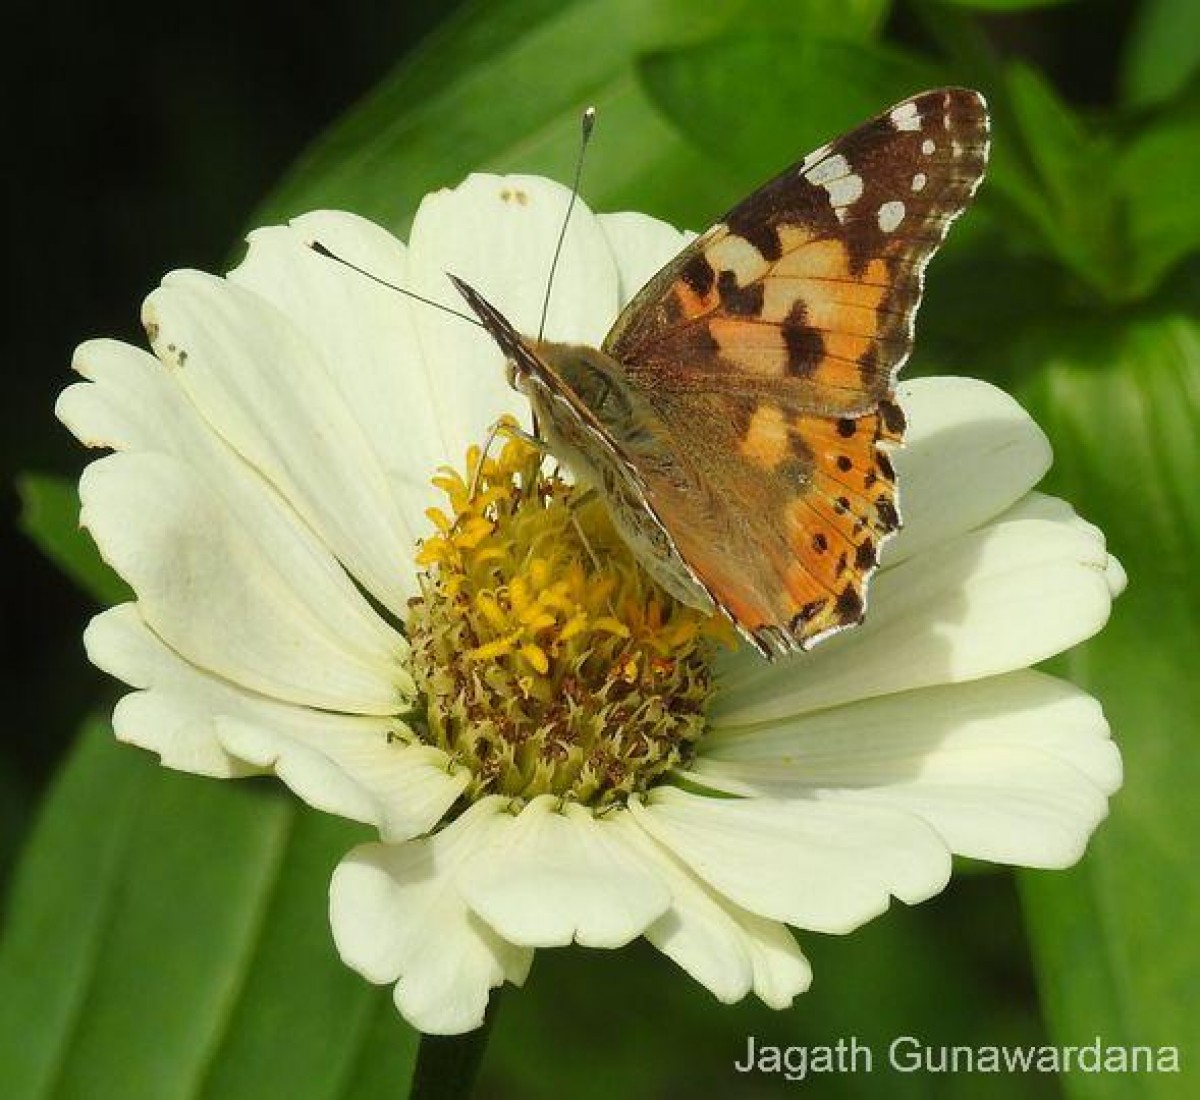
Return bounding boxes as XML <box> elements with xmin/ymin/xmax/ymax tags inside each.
<box><xmin>407</xmin><ymin>427</ymin><xmax>730</xmax><ymax>807</ymax></box>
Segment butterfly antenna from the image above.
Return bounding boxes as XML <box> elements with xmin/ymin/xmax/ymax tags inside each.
<box><xmin>306</xmin><ymin>240</ymin><xmax>483</xmax><ymax>328</ymax></box>
<box><xmin>536</xmin><ymin>106</ymin><xmax>597</xmax><ymax>344</ymax></box>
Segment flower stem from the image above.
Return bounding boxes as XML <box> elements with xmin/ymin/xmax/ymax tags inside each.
<box><xmin>409</xmin><ymin>995</ymin><xmax>501</xmax><ymax>1100</ymax></box>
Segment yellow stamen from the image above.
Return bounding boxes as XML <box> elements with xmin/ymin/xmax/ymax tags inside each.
<box><xmin>520</xmin><ymin>644</ymin><xmax>550</xmax><ymax>675</ymax></box>
<box><xmin>470</xmin><ymin>633</ymin><xmax>521</xmax><ymax>661</ymax></box>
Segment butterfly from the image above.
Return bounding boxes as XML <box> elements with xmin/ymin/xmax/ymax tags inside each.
<box><xmin>450</xmin><ymin>88</ymin><xmax>990</xmax><ymax>659</ymax></box>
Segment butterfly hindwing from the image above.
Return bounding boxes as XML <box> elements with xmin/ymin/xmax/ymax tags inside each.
<box><xmin>609</xmin><ymin>379</ymin><xmax>905</xmax><ymax>656</ymax></box>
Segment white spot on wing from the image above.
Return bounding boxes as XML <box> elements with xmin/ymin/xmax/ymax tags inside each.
<box><xmin>890</xmin><ymin>101</ymin><xmax>921</xmax><ymax>132</ymax></box>
<box><xmin>805</xmin><ymin>153</ymin><xmax>863</xmax><ymax>217</ymax></box>
<box><xmin>877</xmin><ymin>201</ymin><xmax>905</xmax><ymax>233</ymax></box>
<box><xmin>807</xmin><ymin>154</ymin><xmax>850</xmax><ymax>188</ymax></box>
<box><xmin>911</xmin><ymin>172</ymin><xmax>927</xmax><ymax>192</ymax></box>
<box><xmin>921</xmin><ymin>138</ymin><xmax>936</xmax><ymax>156</ymax></box>
<box><xmin>798</xmin><ymin>143</ymin><xmax>831</xmax><ymax>173</ymax></box>
<box><xmin>828</xmin><ymin>174</ymin><xmax>863</xmax><ymax>209</ymax></box>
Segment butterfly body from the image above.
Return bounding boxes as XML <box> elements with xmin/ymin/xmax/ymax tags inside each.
<box><xmin>526</xmin><ymin>339</ymin><xmax>720</xmax><ymax>612</ymax></box>
<box><xmin>452</xmin><ymin>88</ymin><xmax>990</xmax><ymax>659</ymax></box>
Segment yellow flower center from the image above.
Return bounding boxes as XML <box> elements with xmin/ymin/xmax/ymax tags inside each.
<box><xmin>405</xmin><ymin>422</ymin><xmax>730</xmax><ymax>807</ymax></box>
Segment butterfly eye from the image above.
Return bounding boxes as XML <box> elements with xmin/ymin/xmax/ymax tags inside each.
<box><xmin>593</xmin><ymin>376</ymin><xmax>612</xmax><ymax>411</ymax></box>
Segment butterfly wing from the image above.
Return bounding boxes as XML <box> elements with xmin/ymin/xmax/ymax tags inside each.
<box><xmin>603</xmin><ymin>87</ymin><xmax>989</xmax><ymax>653</ymax></box>
<box><xmin>599</xmin><ymin>379</ymin><xmax>903</xmax><ymax>656</ymax></box>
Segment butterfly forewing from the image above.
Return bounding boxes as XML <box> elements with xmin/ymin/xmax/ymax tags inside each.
<box><xmin>604</xmin><ymin>88</ymin><xmax>989</xmax><ymax>393</ymax></box>
<box><xmin>601</xmin><ymin>88</ymin><xmax>989</xmax><ymax>653</ymax></box>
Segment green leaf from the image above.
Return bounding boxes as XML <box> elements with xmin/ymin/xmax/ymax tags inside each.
<box><xmin>1113</xmin><ymin>101</ymin><xmax>1200</xmax><ymax>299</ymax></box>
<box><xmin>640</xmin><ymin>32</ymin><xmax>943</xmax><ymax>198</ymax></box>
<box><xmin>1016</xmin><ymin>315</ymin><xmax>1200</xmax><ymax>1096</ymax></box>
<box><xmin>1001</xmin><ymin>63</ymin><xmax>1125</xmax><ymax>300</ymax></box>
<box><xmin>0</xmin><ymin>722</ymin><xmax>418</xmax><ymax>1100</ymax></box>
<box><xmin>0</xmin><ymin>764</ymin><xmax>34</xmax><ymax>888</ymax></box>
<box><xmin>1120</xmin><ymin>0</ymin><xmax>1200</xmax><ymax>109</ymax></box>
<box><xmin>252</xmin><ymin>0</ymin><xmax>889</xmax><ymax>241</ymax></box>
<box><xmin>17</xmin><ymin>474</ymin><xmax>130</xmax><ymax>606</ymax></box>
<box><xmin>915</xmin><ymin>244</ymin><xmax>1072</xmax><ymax>380</ymax></box>
<box><xmin>1004</xmin><ymin>64</ymin><xmax>1094</xmax><ymax>213</ymax></box>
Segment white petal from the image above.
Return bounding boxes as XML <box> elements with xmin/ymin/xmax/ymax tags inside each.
<box><xmin>59</xmin><ymin>338</ymin><xmax>407</xmax><ymax>673</ymax></box>
<box><xmin>630</xmin><ymin>788</ymin><xmax>950</xmax><ymax>934</ymax></box>
<box><xmin>331</xmin><ymin>799</ymin><xmax>533</xmax><ymax>1035</ymax></box>
<box><xmin>85</xmin><ymin>605</ymin><xmax>456</xmax><ymax>837</ymax></box>
<box><xmin>217</xmin><ymin>723</ymin><xmax>466</xmax><ymax>843</ymax></box>
<box><xmin>607</xmin><ymin>810</ymin><xmax>811</xmax><ymax>1008</ymax></box>
<box><xmin>1103</xmin><ymin>553</ymin><xmax>1129</xmax><ymax>598</ymax></box>
<box><xmin>457</xmin><ymin>796</ymin><xmax>670</xmax><ymax>948</ymax></box>
<box><xmin>885</xmin><ymin>377</ymin><xmax>1052</xmax><ymax>566</ymax></box>
<box><xmin>698</xmin><ymin>671</ymin><xmax>1120</xmax><ymax>868</ymax></box>
<box><xmin>405</xmin><ymin>174</ymin><xmax>622</xmax><ymax>460</ymax></box>
<box><xmin>85</xmin><ymin>605</ymin><xmax>260</xmax><ymax>778</ymax></box>
<box><xmin>142</xmin><ymin>270</ymin><xmax>417</xmax><ymax>616</ymax></box>
<box><xmin>997</xmin><ymin>490</ymin><xmax>1127</xmax><ymax>597</ymax></box>
<box><xmin>79</xmin><ymin>453</ymin><xmax>406</xmax><ymax>714</ymax></box>
<box><xmin>716</xmin><ymin>511</ymin><xmax>1113</xmax><ymax>725</ymax></box>
<box><xmin>229</xmin><ymin>212</ymin><xmax>451</xmax><ymax>545</ymax></box>
<box><xmin>595</xmin><ymin>211</ymin><xmax>694</xmax><ymax>306</ymax></box>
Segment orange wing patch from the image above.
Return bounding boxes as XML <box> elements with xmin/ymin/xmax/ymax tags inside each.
<box><xmin>737</xmin><ymin>403</ymin><xmax>791</xmax><ymax>469</ymax></box>
<box><xmin>771</xmin><ymin>403</ymin><xmax>903</xmax><ymax>644</ymax></box>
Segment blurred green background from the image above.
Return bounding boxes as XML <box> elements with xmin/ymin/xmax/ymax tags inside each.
<box><xmin>2</xmin><ymin>0</ymin><xmax>1197</xmax><ymax>1097</ymax></box>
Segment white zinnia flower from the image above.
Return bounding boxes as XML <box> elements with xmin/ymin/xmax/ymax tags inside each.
<box><xmin>58</xmin><ymin>174</ymin><xmax>1123</xmax><ymax>1036</ymax></box>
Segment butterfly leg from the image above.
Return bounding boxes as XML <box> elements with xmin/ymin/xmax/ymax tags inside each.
<box><xmin>563</xmin><ymin>486</ymin><xmax>605</xmax><ymax>571</ymax></box>
<box><xmin>569</xmin><ymin>512</ymin><xmax>603</xmax><ymax>572</ymax></box>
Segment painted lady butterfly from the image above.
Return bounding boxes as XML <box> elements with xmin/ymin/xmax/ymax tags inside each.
<box><xmin>452</xmin><ymin>88</ymin><xmax>990</xmax><ymax>658</ymax></box>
